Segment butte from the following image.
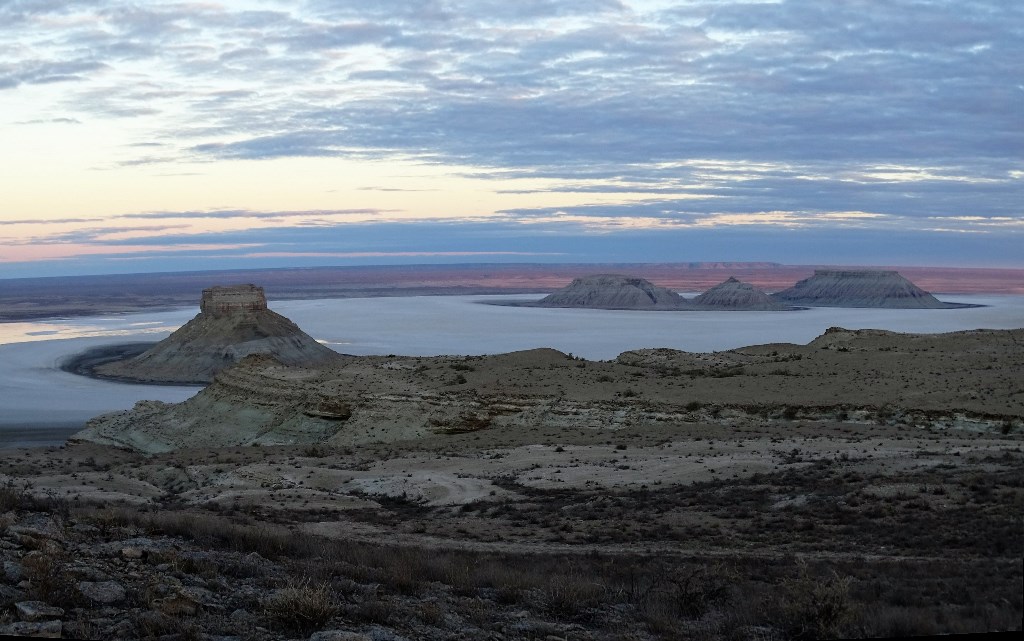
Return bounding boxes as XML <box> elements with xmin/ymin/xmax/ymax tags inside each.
<box><xmin>771</xmin><ymin>270</ymin><xmax>974</xmax><ymax>309</ymax></box>
<box><xmin>93</xmin><ymin>284</ymin><xmax>339</xmax><ymax>384</ymax></box>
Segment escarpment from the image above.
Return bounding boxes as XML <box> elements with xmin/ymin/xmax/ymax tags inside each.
<box><xmin>71</xmin><ymin>329</ymin><xmax>1024</xmax><ymax>453</ymax></box>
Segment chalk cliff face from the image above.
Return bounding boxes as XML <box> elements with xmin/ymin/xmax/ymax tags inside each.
<box><xmin>771</xmin><ymin>270</ymin><xmax>961</xmax><ymax>308</ymax></box>
<box><xmin>691</xmin><ymin>277</ymin><xmax>791</xmax><ymax>311</ymax></box>
<box><xmin>94</xmin><ymin>284</ymin><xmax>339</xmax><ymax>384</ymax></box>
<box><xmin>532</xmin><ymin>274</ymin><xmax>689</xmax><ymax>310</ymax></box>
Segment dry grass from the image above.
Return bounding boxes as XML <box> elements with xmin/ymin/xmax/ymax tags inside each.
<box><xmin>21</xmin><ymin>549</ymin><xmax>84</xmax><ymax>609</ymax></box>
<box><xmin>61</xmin><ymin>444</ymin><xmax>1022</xmax><ymax>639</ymax></box>
<box><xmin>262</xmin><ymin>577</ymin><xmax>341</xmax><ymax>635</ymax></box>
<box><xmin>772</xmin><ymin>561</ymin><xmax>855</xmax><ymax>640</ymax></box>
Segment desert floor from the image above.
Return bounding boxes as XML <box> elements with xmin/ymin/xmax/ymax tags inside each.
<box><xmin>2</xmin><ymin>325</ymin><xmax>1022</xmax><ymax>639</ymax></box>
<box><xmin>2</xmin><ymin>412</ymin><xmax>1021</xmax><ymax>640</ymax></box>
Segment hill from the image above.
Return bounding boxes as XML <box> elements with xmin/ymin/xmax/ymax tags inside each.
<box><xmin>691</xmin><ymin>277</ymin><xmax>792</xmax><ymax>310</ymax></box>
<box><xmin>771</xmin><ymin>270</ymin><xmax>972</xmax><ymax>308</ymax></box>
<box><xmin>527</xmin><ymin>274</ymin><xmax>689</xmax><ymax>310</ymax></box>
<box><xmin>92</xmin><ymin>284</ymin><xmax>339</xmax><ymax>384</ymax></box>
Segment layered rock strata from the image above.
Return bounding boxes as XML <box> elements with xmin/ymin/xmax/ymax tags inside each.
<box><xmin>771</xmin><ymin>270</ymin><xmax>965</xmax><ymax>308</ymax></box>
<box><xmin>72</xmin><ymin>329</ymin><xmax>1024</xmax><ymax>454</ymax></box>
<box><xmin>94</xmin><ymin>284</ymin><xmax>339</xmax><ymax>384</ymax></box>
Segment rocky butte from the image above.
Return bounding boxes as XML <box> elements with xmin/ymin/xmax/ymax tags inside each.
<box><xmin>502</xmin><ymin>274</ymin><xmax>797</xmax><ymax>311</ymax></box>
<box><xmin>93</xmin><ymin>284</ymin><xmax>339</xmax><ymax>384</ymax></box>
<box><xmin>691</xmin><ymin>277</ymin><xmax>793</xmax><ymax>311</ymax></box>
<box><xmin>771</xmin><ymin>269</ymin><xmax>972</xmax><ymax>308</ymax></box>
<box><xmin>526</xmin><ymin>274</ymin><xmax>690</xmax><ymax>310</ymax></box>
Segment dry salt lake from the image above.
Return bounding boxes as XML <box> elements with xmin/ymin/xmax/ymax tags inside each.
<box><xmin>2</xmin><ymin>293</ymin><xmax>1022</xmax><ymax>447</ymax></box>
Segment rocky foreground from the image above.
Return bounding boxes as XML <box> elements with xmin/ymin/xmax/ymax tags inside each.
<box><xmin>2</xmin><ymin>328</ymin><xmax>1021</xmax><ymax>640</ymax></box>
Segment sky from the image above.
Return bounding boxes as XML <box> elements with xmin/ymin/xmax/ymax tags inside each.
<box><xmin>1</xmin><ymin>0</ymin><xmax>1021</xmax><ymax>278</ymax></box>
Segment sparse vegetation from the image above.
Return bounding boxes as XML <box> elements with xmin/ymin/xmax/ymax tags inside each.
<box><xmin>262</xmin><ymin>578</ymin><xmax>341</xmax><ymax>635</ymax></box>
<box><xmin>19</xmin><ymin>433</ymin><xmax>1009</xmax><ymax>640</ymax></box>
<box><xmin>2</xmin><ymin>327</ymin><xmax>1022</xmax><ymax>639</ymax></box>
<box><xmin>773</xmin><ymin>561</ymin><xmax>855</xmax><ymax>640</ymax></box>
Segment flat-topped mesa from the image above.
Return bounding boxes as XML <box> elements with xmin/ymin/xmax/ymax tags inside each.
<box><xmin>532</xmin><ymin>274</ymin><xmax>689</xmax><ymax>310</ymax></box>
<box><xmin>200</xmin><ymin>284</ymin><xmax>267</xmax><ymax>317</ymax></box>
<box><xmin>91</xmin><ymin>283</ymin><xmax>339</xmax><ymax>384</ymax></box>
<box><xmin>771</xmin><ymin>269</ymin><xmax>967</xmax><ymax>309</ymax></box>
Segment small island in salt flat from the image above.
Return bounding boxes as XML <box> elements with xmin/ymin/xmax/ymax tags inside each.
<box><xmin>84</xmin><ymin>284</ymin><xmax>339</xmax><ymax>385</ymax></box>
<box><xmin>690</xmin><ymin>277</ymin><xmax>793</xmax><ymax>311</ymax></box>
<box><xmin>495</xmin><ymin>269</ymin><xmax>969</xmax><ymax>311</ymax></box>
<box><xmin>526</xmin><ymin>274</ymin><xmax>689</xmax><ymax>310</ymax></box>
<box><xmin>771</xmin><ymin>269</ymin><xmax>975</xmax><ymax>308</ymax></box>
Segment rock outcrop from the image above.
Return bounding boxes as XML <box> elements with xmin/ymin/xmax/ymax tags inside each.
<box><xmin>71</xmin><ymin>329</ymin><xmax>1024</xmax><ymax>454</ymax></box>
<box><xmin>691</xmin><ymin>277</ymin><xmax>792</xmax><ymax>311</ymax></box>
<box><xmin>771</xmin><ymin>270</ymin><xmax>967</xmax><ymax>308</ymax></box>
<box><xmin>529</xmin><ymin>274</ymin><xmax>689</xmax><ymax>310</ymax></box>
<box><xmin>93</xmin><ymin>284</ymin><xmax>339</xmax><ymax>384</ymax></box>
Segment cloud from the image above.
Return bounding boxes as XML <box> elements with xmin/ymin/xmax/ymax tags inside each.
<box><xmin>236</xmin><ymin>250</ymin><xmax>563</xmax><ymax>259</ymax></box>
<box><xmin>6</xmin><ymin>224</ymin><xmax>192</xmax><ymax>246</ymax></box>
<box><xmin>8</xmin><ymin>1</ymin><xmax>1019</xmax><ymax>175</ymax></box>
<box><xmin>0</xmin><ymin>58</ymin><xmax>108</xmax><ymax>90</ymax></box>
<box><xmin>4</xmin><ymin>220</ymin><xmax>1021</xmax><ymax>277</ymax></box>
<box><xmin>117</xmin><ymin>208</ymin><xmax>390</xmax><ymax>221</ymax></box>
<box><xmin>494</xmin><ymin>194</ymin><xmax>1022</xmax><ymax>235</ymax></box>
<box><xmin>355</xmin><ymin>186</ymin><xmax>440</xmax><ymax>192</ymax></box>
<box><xmin>15</xmin><ymin>117</ymin><xmax>82</xmax><ymax>125</ymax></box>
<box><xmin>0</xmin><ymin>0</ymin><xmax>1019</xmax><ymax>274</ymax></box>
<box><xmin>0</xmin><ymin>217</ymin><xmax>103</xmax><ymax>226</ymax></box>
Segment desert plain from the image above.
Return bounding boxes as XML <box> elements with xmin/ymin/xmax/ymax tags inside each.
<box><xmin>0</xmin><ymin>266</ymin><xmax>1021</xmax><ymax>640</ymax></box>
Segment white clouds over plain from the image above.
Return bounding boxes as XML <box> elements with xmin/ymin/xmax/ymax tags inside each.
<box><xmin>1</xmin><ymin>0</ymin><xmax>1021</xmax><ymax>273</ymax></box>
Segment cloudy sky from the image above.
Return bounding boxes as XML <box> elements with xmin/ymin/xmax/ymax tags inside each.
<box><xmin>1</xmin><ymin>0</ymin><xmax>1021</xmax><ymax>277</ymax></box>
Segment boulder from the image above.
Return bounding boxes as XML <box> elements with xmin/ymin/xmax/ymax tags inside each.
<box><xmin>8</xmin><ymin>514</ymin><xmax>65</xmax><ymax>541</ymax></box>
<box><xmin>3</xmin><ymin>560</ymin><xmax>23</xmax><ymax>583</ymax></box>
<box><xmin>309</xmin><ymin>631</ymin><xmax>372</xmax><ymax>641</ymax></box>
<box><xmin>0</xmin><ymin>620</ymin><xmax>62</xmax><ymax>638</ymax></box>
<box><xmin>152</xmin><ymin>591</ymin><xmax>201</xmax><ymax>616</ymax></box>
<box><xmin>15</xmin><ymin>601</ymin><xmax>64</xmax><ymax>622</ymax></box>
<box><xmin>77</xmin><ymin>580</ymin><xmax>127</xmax><ymax>604</ymax></box>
